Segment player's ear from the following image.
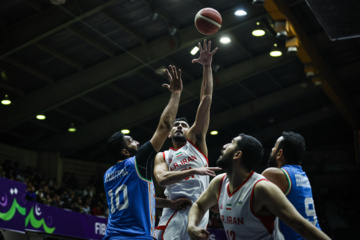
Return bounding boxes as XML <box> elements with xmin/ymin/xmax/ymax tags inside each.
<box><xmin>121</xmin><ymin>149</ymin><xmax>130</xmax><ymax>157</ymax></box>
<box><xmin>168</xmin><ymin>132</ymin><xmax>171</xmax><ymax>138</ymax></box>
<box><xmin>234</xmin><ymin>150</ymin><xmax>242</xmax><ymax>160</ymax></box>
<box><xmin>276</xmin><ymin>149</ymin><xmax>284</xmax><ymax>160</ymax></box>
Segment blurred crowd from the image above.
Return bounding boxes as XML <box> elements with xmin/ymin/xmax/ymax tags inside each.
<box><xmin>0</xmin><ymin>159</ymin><xmax>108</xmax><ymax>217</ymax></box>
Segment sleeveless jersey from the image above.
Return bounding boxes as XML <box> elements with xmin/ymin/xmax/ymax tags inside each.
<box><xmin>218</xmin><ymin>172</ymin><xmax>284</xmax><ymax>240</ymax></box>
<box><xmin>103</xmin><ymin>156</ymin><xmax>156</xmax><ymax>240</ymax></box>
<box><xmin>155</xmin><ymin>140</ymin><xmax>209</xmax><ymax>240</ymax></box>
<box><xmin>163</xmin><ymin>139</ymin><xmax>209</xmax><ymax>202</ymax></box>
<box><xmin>280</xmin><ymin>165</ymin><xmax>321</xmax><ymax>240</ymax></box>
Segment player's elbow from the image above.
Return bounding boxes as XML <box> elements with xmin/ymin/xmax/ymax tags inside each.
<box><xmin>201</xmin><ymin>94</ymin><xmax>212</xmax><ymax>103</ymax></box>
<box><xmin>155</xmin><ymin>174</ymin><xmax>169</xmax><ymax>187</ymax></box>
<box><xmin>158</xmin><ymin>118</ymin><xmax>173</xmax><ymax>132</ymax></box>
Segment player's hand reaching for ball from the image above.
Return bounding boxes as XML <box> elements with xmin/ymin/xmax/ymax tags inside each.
<box><xmin>163</xmin><ymin>65</ymin><xmax>183</xmax><ymax>94</ymax></box>
<box><xmin>192</xmin><ymin>39</ymin><xmax>218</xmax><ymax>67</ymax></box>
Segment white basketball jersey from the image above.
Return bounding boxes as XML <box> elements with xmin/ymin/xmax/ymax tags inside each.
<box><xmin>163</xmin><ymin>139</ymin><xmax>209</xmax><ymax>202</ymax></box>
<box><xmin>218</xmin><ymin>172</ymin><xmax>284</xmax><ymax>240</ymax></box>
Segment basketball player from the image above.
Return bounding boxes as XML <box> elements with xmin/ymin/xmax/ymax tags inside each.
<box><xmin>262</xmin><ymin>131</ymin><xmax>322</xmax><ymax>239</ymax></box>
<box><xmin>103</xmin><ymin>65</ymin><xmax>183</xmax><ymax>240</ymax></box>
<box><xmin>187</xmin><ymin>134</ymin><xmax>331</xmax><ymax>240</ymax></box>
<box><xmin>153</xmin><ymin>39</ymin><xmax>221</xmax><ymax>240</ymax></box>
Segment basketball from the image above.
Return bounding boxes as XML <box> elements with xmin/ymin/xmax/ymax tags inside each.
<box><xmin>194</xmin><ymin>8</ymin><xmax>222</xmax><ymax>35</ymax></box>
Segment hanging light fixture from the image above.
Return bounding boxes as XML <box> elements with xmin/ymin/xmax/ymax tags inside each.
<box><xmin>68</xmin><ymin>122</ymin><xmax>77</xmax><ymax>132</ymax></box>
<box><xmin>121</xmin><ymin>129</ymin><xmax>130</xmax><ymax>134</ymax></box>
<box><xmin>190</xmin><ymin>46</ymin><xmax>199</xmax><ymax>55</ymax></box>
<box><xmin>220</xmin><ymin>36</ymin><xmax>231</xmax><ymax>44</ymax></box>
<box><xmin>269</xmin><ymin>44</ymin><xmax>282</xmax><ymax>57</ymax></box>
<box><xmin>36</xmin><ymin>114</ymin><xmax>46</xmax><ymax>120</ymax></box>
<box><xmin>1</xmin><ymin>94</ymin><xmax>11</xmax><ymax>105</ymax></box>
<box><xmin>210</xmin><ymin>130</ymin><xmax>218</xmax><ymax>136</ymax></box>
<box><xmin>252</xmin><ymin>22</ymin><xmax>265</xmax><ymax>37</ymax></box>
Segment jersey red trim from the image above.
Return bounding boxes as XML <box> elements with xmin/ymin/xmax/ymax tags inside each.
<box><xmin>227</xmin><ymin>171</ymin><xmax>254</xmax><ymax>197</ymax></box>
<box><xmin>187</xmin><ymin>139</ymin><xmax>209</xmax><ymax>165</ymax></box>
<box><xmin>155</xmin><ymin>210</ymin><xmax>178</xmax><ymax>240</ymax></box>
<box><xmin>250</xmin><ymin>178</ymin><xmax>276</xmax><ymax>235</ymax></box>
<box><xmin>218</xmin><ymin>174</ymin><xmax>227</xmax><ymax>203</ymax></box>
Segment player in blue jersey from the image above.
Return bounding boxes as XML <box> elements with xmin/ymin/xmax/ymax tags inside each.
<box><xmin>103</xmin><ymin>65</ymin><xmax>187</xmax><ymax>240</ymax></box>
<box><xmin>262</xmin><ymin>131</ymin><xmax>323</xmax><ymax>240</ymax></box>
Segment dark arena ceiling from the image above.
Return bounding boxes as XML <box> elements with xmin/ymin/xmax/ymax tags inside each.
<box><xmin>1</xmin><ymin>0</ymin><xmax>360</xmax><ymax>167</ymax></box>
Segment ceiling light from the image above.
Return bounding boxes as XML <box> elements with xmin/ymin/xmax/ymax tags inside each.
<box><xmin>252</xmin><ymin>29</ymin><xmax>265</xmax><ymax>37</ymax></box>
<box><xmin>252</xmin><ymin>0</ymin><xmax>265</xmax><ymax>6</ymax></box>
<box><xmin>169</xmin><ymin>26</ymin><xmax>178</xmax><ymax>36</ymax></box>
<box><xmin>68</xmin><ymin>123</ymin><xmax>76</xmax><ymax>132</ymax></box>
<box><xmin>275</xmin><ymin>21</ymin><xmax>288</xmax><ymax>39</ymax></box>
<box><xmin>191</xmin><ymin>46</ymin><xmax>199</xmax><ymax>55</ymax></box>
<box><xmin>269</xmin><ymin>44</ymin><xmax>282</xmax><ymax>57</ymax></box>
<box><xmin>220</xmin><ymin>37</ymin><xmax>231</xmax><ymax>44</ymax></box>
<box><xmin>121</xmin><ymin>129</ymin><xmax>130</xmax><ymax>134</ymax></box>
<box><xmin>213</xmin><ymin>64</ymin><xmax>220</xmax><ymax>73</ymax></box>
<box><xmin>234</xmin><ymin>9</ymin><xmax>247</xmax><ymax>16</ymax></box>
<box><xmin>152</xmin><ymin>12</ymin><xmax>159</xmax><ymax>21</ymax></box>
<box><xmin>252</xmin><ymin>22</ymin><xmax>265</xmax><ymax>37</ymax></box>
<box><xmin>1</xmin><ymin>94</ymin><xmax>11</xmax><ymax>105</ymax></box>
<box><xmin>155</xmin><ymin>66</ymin><xmax>167</xmax><ymax>75</ymax></box>
<box><xmin>210</xmin><ymin>130</ymin><xmax>218</xmax><ymax>135</ymax></box>
<box><xmin>36</xmin><ymin>114</ymin><xmax>46</xmax><ymax>120</ymax></box>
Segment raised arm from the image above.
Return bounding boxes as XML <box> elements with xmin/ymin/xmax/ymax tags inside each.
<box><xmin>187</xmin><ymin>39</ymin><xmax>218</xmax><ymax>155</ymax></box>
<box><xmin>255</xmin><ymin>181</ymin><xmax>331</xmax><ymax>240</ymax></box>
<box><xmin>187</xmin><ymin>174</ymin><xmax>223</xmax><ymax>240</ymax></box>
<box><xmin>150</xmin><ymin>65</ymin><xmax>183</xmax><ymax>152</ymax></box>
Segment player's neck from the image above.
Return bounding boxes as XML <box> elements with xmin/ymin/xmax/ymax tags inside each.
<box><xmin>172</xmin><ymin>140</ymin><xmax>186</xmax><ymax>149</ymax></box>
<box><xmin>227</xmin><ymin>169</ymin><xmax>251</xmax><ymax>192</ymax></box>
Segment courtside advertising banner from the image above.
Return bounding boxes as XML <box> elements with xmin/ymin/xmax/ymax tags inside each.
<box><xmin>0</xmin><ymin>177</ymin><xmax>26</xmax><ymax>233</ymax></box>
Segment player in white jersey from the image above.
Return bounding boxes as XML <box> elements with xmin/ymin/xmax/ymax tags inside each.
<box><xmin>153</xmin><ymin>39</ymin><xmax>221</xmax><ymax>240</ymax></box>
<box><xmin>218</xmin><ymin>172</ymin><xmax>284</xmax><ymax>240</ymax></box>
<box><xmin>187</xmin><ymin>133</ymin><xmax>331</xmax><ymax>240</ymax></box>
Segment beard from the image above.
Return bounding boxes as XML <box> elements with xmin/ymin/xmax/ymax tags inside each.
<box><xmin>127</xmin><ymin>148</ymin><xmax>138</xmax><ymax>158</ymax></box>
<box><xmin>216</xmin><ymin>152</ymin><xmax>233</xmax><ymax>172</ymax></box>
<box><xmin>172</xmin><ymin>134</ymin><xmax>186</xmax><ymax>143</ymax></box>
<box><xmin>267</xmin><ymin>154</ymin><xmax>277</xmax><ymax>167</ymax></box>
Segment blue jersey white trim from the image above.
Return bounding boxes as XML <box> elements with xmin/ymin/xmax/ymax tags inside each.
<box><xmin>280</xmin><ymin>165</ymin><xmax>321</xmax><ymax>240</ymax></box>
<box><xmin>103</xmin><ymin>156</ymin><xmax>156</xmax><ymax>240</ymax></box>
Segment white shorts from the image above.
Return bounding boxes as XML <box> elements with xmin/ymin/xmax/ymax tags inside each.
<box><xmin>155</xmin><ymin>207</ymin><xmax>209</xmax><ymax>240</ymax></box>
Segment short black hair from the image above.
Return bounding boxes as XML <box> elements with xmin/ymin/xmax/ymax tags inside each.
<box><xmin>105</xmin><ymin>131</ymin><xmax>127</xmax><ymax>161</ymax></box>
<box><xmin>175</xmin><ymin>117</ymin><xmax>189</xmax><ymax>124</ymax></box>
<box><xmin>235</xmin><ymin>133</ymin><xmax>264</xmax><ymax>171</ymax></box>
<box><xmin>279</xmin><ymin>131</ymin><xmax>305</xmax><ymax>165</ymax></box>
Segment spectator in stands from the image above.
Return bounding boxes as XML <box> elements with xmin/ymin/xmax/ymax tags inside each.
<box><xmin>26</xmin><ymin>185</ymin><xmax>37</xmax><ymax>202</ymax></box>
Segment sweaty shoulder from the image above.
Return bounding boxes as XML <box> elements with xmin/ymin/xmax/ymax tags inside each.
<box><xmin>261</xmin><ymin>167</ymin><xmax>288</xmax><ymax>194</ymax></box>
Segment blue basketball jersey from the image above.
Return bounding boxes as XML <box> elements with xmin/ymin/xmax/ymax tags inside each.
<box><xmin>280</xmin><ymin>165</ymin><xmax>321</xmax><ymax>240</ymax></box>
<box><xmin>103</xmin><ymin>156</ymin><xmax>156</xmax><ymax>240</ymax></box>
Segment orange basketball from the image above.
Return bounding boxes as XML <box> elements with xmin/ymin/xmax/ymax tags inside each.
<box><xmin>194</xmin><ymin>8</ymin><xmax>222</xmax><ymax>35</ymax></box>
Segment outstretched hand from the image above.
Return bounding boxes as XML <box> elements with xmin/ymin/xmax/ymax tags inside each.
<box><xmin>163</xmin><ymin>65</ymin><xmax>183</xmax><ymax>93</ymax></box>
<box><xmin>192</xmin><ymin>39</ymin><xmax>218</xmax><ymax>67</ymax></box>
<box><xmin>195</xmin><ymin>166</ymin><xmax>222</xmax><ymax>177</ymax></box>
